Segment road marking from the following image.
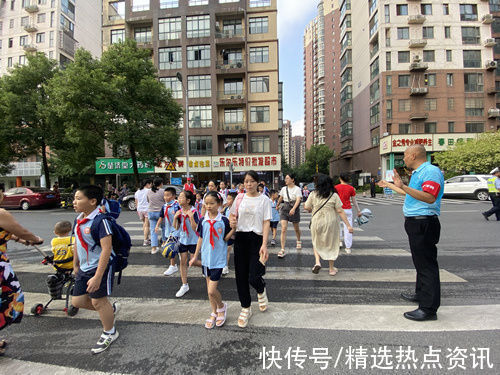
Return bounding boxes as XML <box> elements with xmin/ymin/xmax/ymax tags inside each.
<box><xmin>0</xmin><ymin>358</ymin><xmax>128</xmax><ymax>375</ymax></box>
<box><xmin>21</xmin><ymin>292</ymin><xmax>497</xmax><ymax>332</ymax></box>
<box><xmin>124</xmin><ymin>225</ymin><xmax>364</xmax><ymax>232</ymax></box>
<box><xmin>13</xmin><ymin>263</ymin><xmax>465</xmax><ymax>283</ymax></box>
<box><xmin>441</xmin><ymin>210</ymin><xmax>480</xmax><ymax>213</ymax></box>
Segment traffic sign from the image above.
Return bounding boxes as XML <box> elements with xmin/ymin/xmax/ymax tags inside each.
<box><xmin>165</xmin><ymin>162</ymin><xmax>176</xmax><ymax>171</ymax></box>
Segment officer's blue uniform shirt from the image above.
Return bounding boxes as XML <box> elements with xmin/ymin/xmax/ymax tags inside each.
<box><xmin>403</xmin><ymin>162</ymin><xmax>444</xmax><ymax>217</ymax></box>
<box><xmin>160</xmin><ymin>200</ymin><xmax>181</xmax><ymax>238</ymax></box>
<box><xmin>178</xmin><ymin>207</ymin><xmax>200</xmax><ymax>245</ymax></box>
<box><xmin>197</xmin><ymin>213</ymin><xmax>231</xmax><ymax>269</ymax></box>
<box><xmin>495</xmin><ymin>177</ymin><xmax>500</xmax><ymax>190</ymax></box>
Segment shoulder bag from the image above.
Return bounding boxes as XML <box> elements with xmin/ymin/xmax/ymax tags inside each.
<box><xmin>308</xmin><ymin>193</ymin><xmax>333</xmax><ymax>229</ymax></box>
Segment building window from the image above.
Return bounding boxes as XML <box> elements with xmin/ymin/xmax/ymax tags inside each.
<box><xmin>187</xmin><ymin>45</ymin><xmax>210</xmax><ymax>68</ymax></box>
<box><xmin>223</xmin><ymin>137</ymin><xmax>244</xmax><ymax>154</ymax></box>
<box><xmin>9</xmin><ymin>19</ymin><xmax>14</xmax><ymax>29</ymax></box>
<box><xmin>370</xmin><ymin>80</ymin><xmax>380</xmax><ymax>104</ymax></box>
<box><xmin>446</xmin><ymin>73</ymin><xmax>453</xmax><ymax>86</ymax></box>
<box><xmin>221</xmin><ymin>48</ymin><xmax>243</xmax><ymax>64</ymax></box>
<box><xmin>131</xmin><ymin>0</ymin><xmax>149</xmax><ymax>12</ymax></box>
<box><xmin>19</xmin><ymin>35</ymin><xmax>28</xmax><ymax>46</ymax></box>
<box><xmin>422</xmin><ymin>27</ymin><xmax>434</xmax><ymax>39</ymax></box>
<box><xmin>8</xmin><ymin>38</ymin><xmax>13</xmax><ymax>48</ymax></box>
<box><xmin>189</xmin><ymin>105</ymin><xmax>212</xmax><ymax>128</ymax></box>
<box><xmin>159</xmin><ymin>47</ymin><xmax>182</xmax><ymax>70</ymax></box>
<box><xmin>448</xmin><ymin>98</ymin><xmax>454</xmax><ymax>110</ymax></box>
<box><xmin>250</xmin><ymin>106</ymin><xmax>270</xmax><ymax>123</ymax></box>
<box><xmin>249</xmin><ymin>17</ymin><xmax>268</xmax><ymax>34</ymax></box>
<box><xmin>21</xmin><ymin>16</ymin><xmax>29</xmax><ymax>27</ymax></box>
<box><xmin>249</xmin><ymin>0</ymin><xmax>271</xmax><ymax>7</ymax></box>
<box><xmin>341</xmin><ymin>121</ymin><xmax>353</xmax><ymax>137</ymax></box>
<box><xmin>340</xmin><ymin>85</ymin><xmax>352</xmax><ymax>105</ymax></box>
<box><xmin>398</xmin><ymin>51</ymin><xmax>410</xmax><ymax>63</ymax></box>
<box><xmin>448</xmin><ymin>121</ymin><xmax>454</xmax><ymax>132</ymax></box>
<box><xmin>424</xmin><ymin>73</ymin><xmax>436</xmax><ymax>86</ymax></box>
<box><xmin>49</xmin><ymin>31</ymin><xmax>54</xmax><ymax>47</ymax></box>
<box><xmin>187</xmin><ymin>75</ymin><xmax>211</xmax><ymax>98</ymax></box>
<box><xmin>108</xmin><ymin>1</ymin><xmax>125</xmax><ymax>20</ymax></box>
<box><xmin>443</xmin><ymin>4</ymin><xmax>449</xmax><ymax>15</ymax></box>
<box><xmin>386</xmin><ymin>99</ymin><xmax>392</xmax><ymax>119</ymax></box>
<box><xmin>463</xmin><ymin>50</ymin><xmax>481</xmax><ymax>68</ymax></box>
<box><xmin>341</xmin><ymin>68</ymin><xmax>352</xmax><ymax>86</ymax></box>
<box><xmin>423</xmin><ymin>50</ymin><xmax>435</xmax><ymax>62</ymax></box>
<box><xmin>159</xmin><ymin>77</ymin><xmax>182</xmax><ymax>99</ymax></box>
<box><xmin>36</xmin><ymin>32</ymin><xmax>45</xmax><ymax>43</ymax></box>
<box><xmin>386</xmin><ymin>51</ymin><xmax>391</xmax><ymax>71</ymax></box>
<box><xmin>250</xmin><ymin>76</ymin><xmax>269</xmax><ymax>93</ymax></box>
<box><xmin>371</xmin><ymin>128</ymin><xmax>380</xmax><ymax>146</ymax></box>
<box><xmin>464</xmin><ymin>72</ymin><xmax>483</xmax><ymax>92</ymax></box>
<box><xmin>110</xmin><ymin>29</ymin><xmax>125</xmax><ymax>44</ymax></box>
<box><xmin>224</xmin><ymin>108</ymin><xmax>244</xmax><ymax>123</ymax></box>
<box><xmin>341</xmin><ymin>140</ymin><xmax>353</xmax><ymax>153</ymax></box>
<box><xmin>399</xmin><ymin>123</ymin><xmax>411</xmax><ymax>134</ymax></box>
<box><xmin>134</xmin><ymin>27</ymin><xmax>151</xmax><ymax>43</ymax></box>
<box><xmin>370</xmin><ymin>58</ymin><xmax>379</xmax><ymax>80</ymax></box>
<box><xmin>424</xmin><ymin>98</ymin><xmax>437</xmax><ymax>111</ymax></box>
<box><xmin>460</xmin><ymin>4</ymin><xmax>477</xmax><ymax>21</ymax></box>
<box><xmin>446</xmin><ymin>50</ymin><xmax>452</xmax><ymax>62</ymax></box>
<box><xmin>19</xmin><ymin>55</ymin><xmax>26</xmax><ymax>65</ymax></box>
<box><xmin>220</xmin><ymin>0</ymin><xmax>240</xmax><ymax>3</ymax></box>
<box><xmin>386</xmin><ymin>75</ymin><xmax>392</xmax><ymax>95</ymax></box>
<box><xmin>189</xmin><ymin>0</ymin><xmax>208</xmax><ymax>5</ymax></box>
<box><xmin>398</xmin><ymin>99</ymin><xmax>411</xmax><ymax>112</ymax></box>
<box><xmin>249</xmin><ymin>46</ymin><xmax>269</xmax><ymax>63</ymax></box>
<box><xmin>461</xmin><ymin>27</ymin><xmax>480</xmax><ymax>44</ymax></box>
<box><xmin>341</xmin><ymin>103</ymin><xmax>353</xmax><ymax>122</ymax></box>
<box><xmin>384</xmin><ymin>4</ymin><xmax>390</xmax><ymax>22</ymax></box>
<box><xmin>398</xmin><ymin>74</ymin><xmax>410</xmax><ymax>87</ymax></box>
<box><xmin>224</xmin><ymin>79</ymin><xmax>243</xmax><ymax>95</ymax></box>
<box><xmin>421</xmin><ymin>3</ymin><xmax>432</xmax><ymax>15</ymax></box>
<box><xmin>187</xmin><ymin>15</ymin><xmax>210</xmax><ymax>38</ymax></box>
<box><xmin>189</xmin><ymin>136</ymin><xmax>212</xmax><ymax>156</ymax></box>
<box><xmin>465</xmin><ymin>122</ymin><xmax>484</xmax><ymax>133</ymax></box>
<box><xmin>221</xmin><ymin>19</ymin><xmax>242</xmax><ymax>36</ymax></box>
<box><xmin>160</xmin><ymin>0</ymin><xmax>178</xmax><ymax>8</ymax></box>
<box><xmin>397</xmin><ymin>27</ymin><xmax>409</xmax><ymax>40</ymax></box>
<box><xmin>465</xmin><ymin>97</ymin><xmax>484</xmax><ymax>117</ymax></box>
<box><xmin>370</xmin><ymin>104</ymin><xmax>380</xmax><ymax>126</ymax></box>
<box><xmin>250</xmin><ymin>136</ymin><xmax>270</xmax><ymax>153</ymax></box>
<box><xmin>7</xmin><ymin>57</ymin><xmax>13</xmax><ymax>68</ymax></box>
<box><xmin>159</xmin><ymin>17</ymin><xmax>181</xmax><ymax>40</ymax></box>
<box><xmin>396</xmin><ymin>4</ymin><xmax>408</xmax><ymax>16</ymax></box>
<box><xmin>444</xmin><ymin>26</ymin><xmax>451</xmax><ymax>39</ymax></box>
<box><xmin>424</xmin><ymin>122</ymin><xmax>436</xmax><ymax>133</ymax></box>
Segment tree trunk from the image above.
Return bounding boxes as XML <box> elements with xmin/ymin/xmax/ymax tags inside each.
<box><xmin>129</xmin><ymin>144</ymin><xmax>140</xmax><ymax>188</ymax></box>
<box><xmin>41</xmin><ymin>139</ymin><xmax>51</xmax><ymax>188</ymax></box>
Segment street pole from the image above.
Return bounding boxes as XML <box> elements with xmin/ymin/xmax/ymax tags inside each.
<box><xmin>177</xmin><ymin>72</ymin><xmax>190</xmax><ymax>180</ymax></box>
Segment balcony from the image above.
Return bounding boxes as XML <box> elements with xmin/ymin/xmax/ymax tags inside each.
<box><xmin>482</xmin><ymin>14</ymin><xmax>493</xmax><ymax>24</ymax></box>
<box><xmin>488</xmin><ymin>108</ymin><xmax>500</xmax><ymax>118</ymax></box>
<box><xmin>24</xmin><ymin>4</ymin><xmax>39</xmax><ymax>13</ymax></box>
<box><xmin>409</xmin><ymin>39</ymin><xmax>427</xmax><ymax>48</ymax></box>
<box><xmin>410</xmin><ymin>113</ymin><xmax>429</xmax><ymax>121</ymax></box>
<box><xmin>410</xmin><ymin>61</ymin><xmax>428</xmax><ymax>71</ymax></box>
<box><xmin>23</xmin><ymin>44</ymin><xmax>37</xmax><ymax>52</ymax></box>
<box><xmin>486</xmin><ymin>60</ymin><xmax>498</xmax><ymax>71</ymax></box>
<box><xmin>408</xmin><ymin>15</ymin><xmax>426</xmax><ymax>24</ymax></box>
<box><xmin>24</xmin><ymin>24</ymin><xmax>38</xmax><ymax>33</ymax></box>
<box><xmin>217</xmin><ymin>122</ymin><xmax>247</xmax><ymax>133</ymax></box>
<box><xmin>484</xmin><ymin>38</ymin><xmax>496</xmax><ymax>47</ymax></box>
<box><xmin>217</xmin><ymin>92</ymin><xmax>245</xmax><ymax>104</ymax></box>
<box><xmin>410</xmin><ymin>87</ymin><xmax>428</xmax><ymax>95</ymax></box>
<box><xmin>215</xmin><ymin>60</ymin><xmax>245</xmax><ymax>74</ymax></box>
<box><xmin>215</xmin><ymin>29</ymin><xmax>244</xmax><ymax>44</ymax></box>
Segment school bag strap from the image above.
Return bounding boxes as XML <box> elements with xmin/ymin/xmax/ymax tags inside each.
<box><xmin>234</xmin><ymin>193</ymin><xmax>245</xmax><ymax>218</ymax></box>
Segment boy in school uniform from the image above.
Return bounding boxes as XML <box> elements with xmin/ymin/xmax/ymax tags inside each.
<box><xmin>71</xmin><ymin>185</ymin><xmax>119</xmax><ymax>354</ymax></box>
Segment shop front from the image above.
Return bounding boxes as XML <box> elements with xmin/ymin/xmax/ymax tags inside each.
<box><xmin>95</xmin><ymin>158</ymin><xmax>155</xmax><ymax>186</ymax></box>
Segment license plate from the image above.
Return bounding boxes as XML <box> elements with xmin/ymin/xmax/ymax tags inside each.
<box><xmin>46</xmin><ymin>194</ymin><xmax>54</xmax><ymax>198</ymax></box>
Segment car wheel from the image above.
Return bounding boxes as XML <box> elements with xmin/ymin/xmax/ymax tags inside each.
<box><xmin>21</xmin><ymin>201</ymin><xmax>30</xmax><ymax>211</ymax></box>
<box><xmin>475</xmin><ymin>190</ymin><xmax>489</xmax><ymax>201</ymax></box>
<box><xmin>127</xmin><ymin>199</ymin><xmax>137</xmax><ymax>211</ymax></box>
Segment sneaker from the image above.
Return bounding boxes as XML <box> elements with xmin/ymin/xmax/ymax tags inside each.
<box><xmin>345</xmin><ymin>248</ymin><xmax>352</xmax><ymax>254</ymax></box>
<box><xmin>112</xmin><ymin>302</ymin><xmax>120</xmax><ymax>325</ymax></box>
<box><xmin>163</xmin><ymin>265</ymin><xmax>178</xmax><ymax>276</ymax></box>
<box><xmin>91</xmin><ymin>330</ymin><xmax>119</xmax><ymax>355</ymax></box>
<box><xmin>175</xmin><ymin>284</ymin><xmax>190</xmax><ymax>298</ymax></box>
<box><xmin>151</xmin><ymin>247</ymin><xmax>159</xmax><ymax>255</ymax></box>
<box><xmin>222</xmin><ymin>266</ymin><xmax>229</xmax><ymax>275</ymax></box>
<box><xmin>270</xmin><ymin>239</ymin><xmax>276</xmax><ymax>246</ymax></box>
<box><xmin>143</xmin><ymin>240</ymin><xmax>149</xmax><ymax>247</ymax></box>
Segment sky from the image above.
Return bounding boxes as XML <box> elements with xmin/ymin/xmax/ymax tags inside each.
<box><xmin>277</xmin><ymin>0</ymin><xmax>317</xmax><ymax>137</ymax></box>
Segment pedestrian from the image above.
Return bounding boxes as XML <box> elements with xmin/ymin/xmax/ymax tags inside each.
<box><xmin>70</xmin><ymin>185</ymin><xmax>120</xmax><ymax>353</ymax></box>
<box><xmin>222</xmin><ymin>191</ymin><xmax>238</xmax><ymax>275</ymax></box>
<box><xmin>135</xmin><ymin>179</ymin><xmax>152</xmax><ymax>247</ymax></box>
<box><xmin>183</xmin><ymin>177</ymin><xmax>196</xmax><ymax>194</ymax></box>
<box><xmin>335</xmin><ymin>173</ymin><xmax>362</xmax><ymax>254</ymax></box>
<box><xmin>189</xmin><ymin>191</ymin><xmax>236</xmax><ymax>329</ymax></box>
<box><xmin>229</xmin><ymin>183</ymin><xmax>237</xmax><ymax>193</ymax></box>
<box><xmin>482</xmin><ymin>167</ymin><xmax>500</xmax><ymax>221</ymax></box>
<box><xmin>238</xmin><ymin>183</ymin><xmax>245</xmax><ymax>194</ymax></box>
<box><xmin>0</xmin><ymin>184</ymin><xmax>44</xmax><ymax>356</ymax></box>
<box><xmin>276</xmin><ymin>174</ymin><xmax>302</xmax><ymax>258</ymax></box>
<box><xmin>304</xmin><ymin>174</ymin><xmax>353</xmax><ymax>276</ymax></box>
<box><xmin>229</xmin><ymin>170</ymin><xmax>271</xmax><ymax>328</ymax></box>
<box><xmin>173</xmin><ymin>190</ymin><xmax>200</xmax><ymax>298</ymax></box>
<box><xmin>202</xmin><ymin>180</ymin><xmax>226</xmax><ymax>216</ymax></box>
<box><xmin>219</xmin><ymin>181</ymin><xmax>229</xmax><ymax>200</ymax></box>
<box><xmin>260</xmin><ymin>180</ymin><xmax>270</xmax><ymax>197</ymax></box>
<box><xmin>155</xmin><ymin>187</ymin><xmax>181</xmax><ymax>276</ymax></box>
<box><xmin>147</xmin><ymin>178</ymin><xmax>165</xmax><ymax>255</ymax></box>
<box><xmin>302</xmin><ymin>185</ymin><xmax>310</xmax><ymax>203</ymax></box>
<box><xmin>52</xmin><ymin>181</ymin><xmax>59</xmax><ymax>193</ymax></box>
<box><xmin>378</xmin><ymin>144</ymin><xmax>444</xmax><ymax>321</ymax></box>
<box><xmin>117</xmin><ymin>183</ymin><xmax>129</xmax><ymax>204</ymax></box>
<box><xmin>370</xmin><ymin>177</ymin><xmax>377</xmax><ymax>198</ymax></box>
<box><xmin>269</xmin><ymin>189</ymin><xmax>280</xmax><ymax>246</ymax></box>
<box><xmin>195</xmin><ymin>191</ymin><xmax>203</xmax><ymax>217</ymax></box>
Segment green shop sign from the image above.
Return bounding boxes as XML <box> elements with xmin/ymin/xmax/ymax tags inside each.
<box><xmin>96</xmin><ymin>158</ymin><xmax>154</xmax><ymax>175</ymax></box>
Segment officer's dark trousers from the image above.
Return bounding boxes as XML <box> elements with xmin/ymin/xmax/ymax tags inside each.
<box><xmin>484</xmin><ymin>194</ymin><xmax>500</xmax><ymax>220</ymax></box>
<box><xmin>404</xmin><ymin>216</ymin><xmax>441</xmax><ymax>313</ymax></box>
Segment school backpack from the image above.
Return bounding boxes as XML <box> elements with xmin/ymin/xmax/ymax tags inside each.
<box><xmin>100</xmin><ymin>199</ymin><xmax>121</xmax><ymax>219</ymax></box>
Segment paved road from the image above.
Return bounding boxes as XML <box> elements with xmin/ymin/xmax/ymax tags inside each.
<box><xmin>1</xmin><ymin>198</ymin><xmax>499</xmax><ymax>374</ymax></box>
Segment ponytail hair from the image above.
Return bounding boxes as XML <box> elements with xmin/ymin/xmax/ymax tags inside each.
<box><xmin>151</xmin><ymin>177</ymin><xmax>163</xmax><ymax>193</ymax></box>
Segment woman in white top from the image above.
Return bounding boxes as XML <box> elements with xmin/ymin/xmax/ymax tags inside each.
<box><xmin>134</xmin><ymin>179</ymin><xmax>152</xmax><ymax>246</ymax></box>
<box><xmin>276</xmin><ymin>174</ymin><xmax>302</xmax><ymax>258</ymax></box>
<box><xmin>229</xmin><ymin>170</ymin><xmax>271</xmax><ymax>328</ymax></box>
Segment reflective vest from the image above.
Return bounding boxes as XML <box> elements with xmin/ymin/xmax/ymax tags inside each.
<box><xmin>487</xmin><ymin>177</ymin><xmax>498</xmax><ymax>193</ymax></box>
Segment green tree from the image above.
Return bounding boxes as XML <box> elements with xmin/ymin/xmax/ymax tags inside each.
<box><xmin>433</xmin><ymin>131</ymin><xmax>500</xmax><ymax>174</ymax></box>
<box><xmin>0</xmin><ymin>53</ymin><xmax>60</xmax><ymax>186</ymax></box>
<box><xmin>305</xmin><ymin>144</ymin><xmax>334</xmax><ymax>175</ymax></box>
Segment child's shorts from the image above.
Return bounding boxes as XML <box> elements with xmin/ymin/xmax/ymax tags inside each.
<box><xmin>73</xmin><ymin>266</ymin><xmax>113</xmax><ymax>299</ymax></box>
<box><xmin>202</xmin><ymin>266</ymin><xmax>223</xmax><ymax>281</ymax></box>
<box><xmin>270</xmin><ymin>221</ymin><xmax>279</xmax><ymax>229</ymax></box>
<box><xmin>178</xmin><ymin>244</ymin><xmax>196</xmax><ymax>254</ymax></box>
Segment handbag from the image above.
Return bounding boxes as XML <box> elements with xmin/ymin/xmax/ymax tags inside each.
<box><xmin>308</xmin><ymin>193</ymin><xmax>333</xmax><ymax>229</ymax></box>
<box><xmin>281</xmin><ymin>187</ymin><xmax>295</xmax><ymax>214</ymax></box>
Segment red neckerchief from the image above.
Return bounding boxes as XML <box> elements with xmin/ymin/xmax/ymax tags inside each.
<box><xmin>76</xmin><ymin>217</ymin><xmax>90</xmax><ymax>263</ymax></box>
<box><xmin>208</xmin><ymin>220</ymin><xmax>219</xmax><ymax>250</ymax></box>
<box><xmin>181</xmin><ymin>211</ymin><xmax>190</xmax><ymax>234</ymax></box>
<box><xmin>165</xmin><ymin>202</ymin><xmax>174</xmax><ymax>225</ymax></box>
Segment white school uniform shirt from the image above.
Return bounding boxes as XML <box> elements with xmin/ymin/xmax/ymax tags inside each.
<box><xmin>279</xmin><ymin>185</ymin><xmax>302</xmax><ymax>203</ymax></box>
<box><xmin>229</xmin><ymin>193</ymin><xmax>272</xmax><ymax>235</ymax></box>
<box><xmin>134</xmin><ymin>188</ymin><xmax>150</xmax><ymax>212</ymax></box>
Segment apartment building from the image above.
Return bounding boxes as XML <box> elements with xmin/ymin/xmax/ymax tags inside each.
<box><xmin>290</xmin><ymin>135</ymin><xmax>305</xmax><ymax>168</ymax></box>
<box><xmin>490</xmin><ymin>0</ymin><xmax>500</xmax><ymax>117</ymax></box>
<box><xmin>102</xmin><ymin>0</ymin><xmax>281</xmax><ymax>183</ymax></box>
<box><xmin>282</xmin><ymin>119</ymin><xmax>291</xmax><ymax>165</ymax></box>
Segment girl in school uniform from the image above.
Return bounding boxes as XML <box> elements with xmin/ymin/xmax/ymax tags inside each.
<box><xmin>190</xmin><ymin>191</ymin><xmax>235</xmax><ymax>329</ymax></box>
<box><xmin>173</xmin><ymin>190</ymin><xmax>200</xmax><ymax>298</ymax></box>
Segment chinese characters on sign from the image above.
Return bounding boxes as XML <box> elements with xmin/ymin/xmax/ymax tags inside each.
<box><xmin>392</xmin><ymin>138</ymin><xmax>433</xmax><ymax>148</ymax></box>
<box><xmin>95</xmin><ymin>158</ymin><xmax>154</xmax><ymax>175</ymax></box>
<box><xmin>154</xmin><ymin>155</ymin><xmax>281</xmax><ymax>173</ymax></box>
<box><xmin>380</xmin><ymin>134</ymin><xmax>480</xmax><ymax>154</ymax></box>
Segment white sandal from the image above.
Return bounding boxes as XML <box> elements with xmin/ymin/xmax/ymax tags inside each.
<box><xmin>257</xmin><ymin>289</ymin><xmax>268</xmax><ymax>312</ymax></box>
<box><xmin>238</xmin><ymin>307</ymin><xmax>252</xmax><ymax>328</ymax></box>
<box><xmin>205</xmin><ymin>313</ymin><xmax>217</xmax><ymax>329</ymax></box>
<box><xmin>296</xmin><ymin>241</ymin><xmax>302</xmax><ymax>249</ymax></box>
<box><xmin>277</xmin><ymin>249</ymin><xmax>286</xmax><ymax>258</ymax></box>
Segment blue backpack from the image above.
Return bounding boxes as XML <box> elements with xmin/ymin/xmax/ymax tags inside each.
<box><xmin>101</xmin><ymin>199</ymin><xmax>121</xmax><ymax>219</ymax></box>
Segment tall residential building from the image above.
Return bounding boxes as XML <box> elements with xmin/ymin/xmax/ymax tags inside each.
<box><xmin>282</xmin><ymin>119</ymin><xmax>291</xmax><ymax>165</ymax></box>
<box><xmin>290</xmin><ymin>135</ymin><xmax>305</xmax><ymax>168</ymax></box>
<box><xmin>490</xmin><ymin>0</ymin><xmax>500</xmax><ymax>121</ymax></box>
<box><xmin>102</xmin><ymin>0</ymin><xmax>281</xmax><ymax>184</ymax></box>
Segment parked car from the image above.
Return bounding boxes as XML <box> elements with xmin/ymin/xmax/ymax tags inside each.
<box><xmin>0</xmin><ymin>187</ymin><xmax>60</xmax><ymax>210</ymax></box>
<box><xmin>443</xmin><ymin>175</ymin><xmax>490</xmax><ymax>201</ymax></box>
<box><xmin>122</xmin><ymin>184</ymin><xmax>183</xmax><ymax>211</ymax></box>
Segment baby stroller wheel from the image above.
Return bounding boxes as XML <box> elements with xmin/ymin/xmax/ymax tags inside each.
<box><xmin>66</xmin><ymin>305</ymin><xmax>79</xmax><ymax>317</ymax></box>
<box><xmin>31</xmin><ymin>303</ymin><xmax>44</xmax><ymax>316</ymax></box>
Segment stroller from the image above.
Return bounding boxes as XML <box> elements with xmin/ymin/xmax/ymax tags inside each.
<box><xmin>30</xmin><ymin>245</ymin><xmax>79</xmax><ymax>317</ymax></box>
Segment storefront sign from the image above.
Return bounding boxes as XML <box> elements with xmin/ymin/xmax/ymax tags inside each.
<box><xmin>380</xmin><ymin>133</ymin><xmax>480</xmax><ymax>154</ymax></box>
<box><xmin>156</xmin><ymin>157</ymin><xmax>212</xmax><ymax>173</ymax></box>
<box><xmin>95</xmin><ymin>158</ymin><xmax>154</xmax><ymax>175</ymax></box>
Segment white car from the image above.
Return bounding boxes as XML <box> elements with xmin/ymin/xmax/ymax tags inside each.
<box><xmin>443</xmin><ymin>175</ymin><xmax>490</xmax><ymax>201</ymax></box>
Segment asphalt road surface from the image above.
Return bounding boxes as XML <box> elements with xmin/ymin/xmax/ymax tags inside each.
<box><xmin>1</xmin><ymin>195</ymin><xmax>499</xmax><ymax>374</ymax></box>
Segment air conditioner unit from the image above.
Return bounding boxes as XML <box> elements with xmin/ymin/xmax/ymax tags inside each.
<box><xmin>383</xmin><ymin>132</ymin><xmax>389</xmax><ymax>136</ymax></box>
<box><xmin>236</xmin><ymin>62</ymin><xmax>242</xmax><ymax>68</ymax></box>
<box><xmin>486</xmin><ymin>60</ymin><xmax>498</xmax><ymax>70</ymax></box>
<box><xmin>237</xmin><ymin>95</ymin><xmax>242</xmax><ymax>99</ymax></box>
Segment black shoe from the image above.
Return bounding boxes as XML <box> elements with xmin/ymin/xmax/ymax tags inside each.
<box><xmin>482</xmin><ymin>213</ymin><xmax>489</xmax><ymax>221</ymax></box>
<box><xmin>400</xmin><ymin>292</ymin><xmax>419</xmax><ymax>303</ymax></box>
<box><xmin>403</xmin><ymin>308</ymin><xmax>437</xmax><ymax>322</ymax></box>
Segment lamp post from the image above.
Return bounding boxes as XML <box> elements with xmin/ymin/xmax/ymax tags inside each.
<box><xmin>176</xmin><ymin>72</ymin><xmax>190</xmax><ymax>179</ymax></box>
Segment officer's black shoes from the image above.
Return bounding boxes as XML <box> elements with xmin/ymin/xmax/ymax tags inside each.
<box><xmin>400</xmin><ymin>292</ymin><xmax>419</xmax><ymax>303</ymax></box>
<box><xmin>403</xmin><ymin>308</ymin><xmax>437</xmax><ymax>322</ymax></box>
<box><xmin>482</xmin><ymin>212</ymin><xmax>489</xmax><ymax>221</ymax></box>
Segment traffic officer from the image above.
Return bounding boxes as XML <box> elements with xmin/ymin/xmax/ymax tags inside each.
<box><xmin>482</xmin><ymin>167</ymin><xmax>500</xmax><ymax>221</ymax></box>
<box><xmin>378</xmin><ymin>144</ymin><xmax>444</xmax><ymax>321</ymax></box>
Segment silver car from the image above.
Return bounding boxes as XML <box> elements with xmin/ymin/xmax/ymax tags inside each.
<box><xmin>443</xmin><ymin>175</ymin><xmax>490</xmax><ymax>201</ymax></box>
